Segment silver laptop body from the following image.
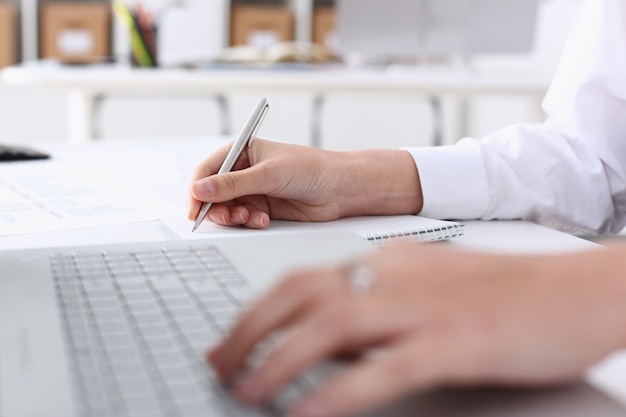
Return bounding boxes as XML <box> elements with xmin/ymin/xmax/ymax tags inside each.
<box><xmin>1</xmin><ymin>231</ymin><xmax>624</xmax><ymax>417</ymax></box>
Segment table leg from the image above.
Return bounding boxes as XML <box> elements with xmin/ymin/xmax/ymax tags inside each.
<box><xmin>214</xmin><ymin>93</ymin><xmax>232</xmax><ymax>136</ymax></box>
<box><xmin>448</xmin><ymin>95</ymin><xmax>470</xmax><ymax>143</ymax></box>
<box><xmin>429</xmin><ymin>95</ymin><xmax>444</xmax><ymax>146</ymax></box>
<box><xmin>528</xmin><ymin>94</ymin><xmax>546</xmax><ymax>124</ymax></box>
<box><xmin>67</xmin><ymin>90</ymin><xmax>99</xmax><ymax>143</ymax></box>
<box><xmin>311</xmin><ymin>93</ymin><xmax>325</xmax><ymax>148</ymax></box>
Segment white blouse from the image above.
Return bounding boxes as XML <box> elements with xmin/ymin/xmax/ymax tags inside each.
<box><xmin>406</xmin><ymin>0</ymin><xmax>626</xmax><ymax>235</ymax></box>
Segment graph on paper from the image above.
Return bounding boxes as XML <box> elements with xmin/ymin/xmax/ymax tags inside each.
<box><xmin>0</xmin><ymin>172</ymin><xmax>155</xmax><ymax>236</ymax></box>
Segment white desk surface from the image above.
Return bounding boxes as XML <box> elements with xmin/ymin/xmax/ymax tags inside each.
<box><xmin>0</xmin><ymin>137</ymin><xmax>624</xmax><ymax>406</ymax></box>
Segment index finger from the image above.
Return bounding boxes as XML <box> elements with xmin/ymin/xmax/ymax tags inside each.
<box><xmin>188</xmin><ymin>140</ymin><xmax>255</xmax><ymax>220</ymax></box>
<box><xmin>187</xmin><ymin>143</ymin><xmax>232</xmax><ymax>220</ymax></box>
<box><xmin>208</xmin><ymin>268</ymin><xmax>346</xmax><ymax>380</ymax></box>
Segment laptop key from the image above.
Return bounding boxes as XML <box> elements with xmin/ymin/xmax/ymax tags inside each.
<box><xmin>53</xmin><ymin>245</ymin><xmax>272</xmax><ymax>417</ymax></box>
<box><xmin>123</xmin><ymin>395</ymin><xmax>165</xmax><ymax>417</ymax></box>
<box><xmin>226</xmin><ymin>285</ymin><xmax>257</xmax><ymax>304</ymax></box>
<box><xmin>175</xmin><ymin>399</ymin><xmax>212</xmax><ymax>417</ymax></box>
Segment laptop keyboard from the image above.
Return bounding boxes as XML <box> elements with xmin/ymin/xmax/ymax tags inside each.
<box><xmin>50</xmin><ymin>244</ymin><xmax>300</xmax><ymax>417</ymax></box>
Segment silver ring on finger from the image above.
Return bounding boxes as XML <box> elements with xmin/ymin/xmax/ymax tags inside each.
<box><xmin>342</xmin><ymin>261</ymin><xmax>376</xmax><ymax>296</ymax></box>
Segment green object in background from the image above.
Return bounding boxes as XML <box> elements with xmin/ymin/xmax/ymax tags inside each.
<box><xmin>112</xmin><ymin>1</ymin><xmax>154</xmax><ymax>67</ymax></box>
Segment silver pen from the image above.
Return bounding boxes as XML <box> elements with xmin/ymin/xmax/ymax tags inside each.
<box><xmin>192</xmin><ymin>98</ymin><xmax>269</xmax><ymax>232</ymax></box>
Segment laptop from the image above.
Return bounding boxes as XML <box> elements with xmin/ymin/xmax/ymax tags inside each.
<box><xmin>1</xmin><ymin>231</ymin><xmax>625</xmax><ymax>417</ymax></box>
<box><xmin>336</xmin><ymin>0</ymin><xmax>539</xmax><ymax>57</ymax></box>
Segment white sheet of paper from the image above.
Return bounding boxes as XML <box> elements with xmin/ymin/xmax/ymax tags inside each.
<box><xmin>0</xmin><ymin>149</ymin><xmax>181</xmax><ymax>236</ymax></box>
<box><xmin>159</xmin><ymin>210</ymin><xmax>463</xmax><ymax>244</ymax></box>
<box><xmin>0</xmin><ymin>174</ymin><xmax>151</xmax><ymax>236</ymax></box>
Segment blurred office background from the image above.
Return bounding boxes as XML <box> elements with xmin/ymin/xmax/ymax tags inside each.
<box><xmin>0</xmin><ymin>0</ymin><xmax>581</xmax><ymax>150</ymax></box>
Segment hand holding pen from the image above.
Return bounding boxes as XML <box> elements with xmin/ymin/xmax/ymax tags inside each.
<box><xmin>192</xmin><ymin>98</ymin><xmax>269</xmax><ymax>231</ymax></box>
<box><xmin>188</xmin><ymin>98</ymin><xmax>424</xmax><ymax>230</ymax></box>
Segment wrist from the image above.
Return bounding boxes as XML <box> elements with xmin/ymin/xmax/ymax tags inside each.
<box><xmin>557</xmin><ymin>245</ymin><xmax>626</xmax><ymax>351</ymax></box>
<box><xmin>333</xmin><ymin>149</ymin><xmax>423</xmax><ymax>218</ymax></box>
<box><xmin>601</xmin><ymin>245</ymin><xmax>626</xmax><ymax>348</ymax></box>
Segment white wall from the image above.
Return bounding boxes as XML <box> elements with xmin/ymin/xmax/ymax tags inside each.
<box><xmin>0</xmin><ymin>0</ymin><xmax>582</xmax><ymax>150</ymax></box>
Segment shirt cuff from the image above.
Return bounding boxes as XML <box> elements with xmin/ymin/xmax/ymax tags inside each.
<box><xmin>403</xmin><ymin>140</ymin><xmax>490</xmax><ymax>219</ymax></box>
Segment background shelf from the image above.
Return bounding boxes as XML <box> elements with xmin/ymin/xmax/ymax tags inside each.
<box><xmin>5</xmin><ymin>0</ymin><xmax>336</xmax><ymax>67</ymax></box>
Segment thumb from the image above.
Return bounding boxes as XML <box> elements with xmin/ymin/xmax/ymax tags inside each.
<box><xmin>191</xmin><ymin>165</ymin><xmax>271</xmax><ymax>203</ymax></box>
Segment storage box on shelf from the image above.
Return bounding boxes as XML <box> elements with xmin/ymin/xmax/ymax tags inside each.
<box><xmin>39</xmin><ymin>2</ymin><xmax>111</xmax><ymax>64</ymax></box>
<box><xmin>230</xmin><ymin>4</ymin><xmax>295</xmax><ymax>48</ymax></box>
<box><xmin>312</xmin><ymin>4</ymin><xmax>335</xmax><ymax>49</ymax></box>
<box><xmin>0</xmin><ymin>2</ymin><xmax>16</xmax><ymax>68</ymax></box>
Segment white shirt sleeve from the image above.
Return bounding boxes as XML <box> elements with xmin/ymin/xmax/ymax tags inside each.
<box><xmin>406</xmin><ymin>0</ymin><xmax>626</xmax><ymax>235</ymax></box>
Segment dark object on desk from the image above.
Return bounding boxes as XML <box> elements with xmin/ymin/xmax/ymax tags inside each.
<box><xmin>0</xmin><ymin>144</ymin><xmax>50</xmax><ymax>162</ymax></box>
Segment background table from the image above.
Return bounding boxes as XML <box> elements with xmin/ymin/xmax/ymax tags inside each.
<box><xmin>1</xmin><ymin>63</ymin><xmax>552</xmax><ymax>145</ymax></box>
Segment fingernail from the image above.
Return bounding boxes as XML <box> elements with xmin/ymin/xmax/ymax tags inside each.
<box><xmin>207</xmin><ymin>344</ymin><xmax>221</xmax><ymax>365</ymax></box>
<box><xmin>291</xmin><ymin>397</ymin><xmax>328</xmax><ymax>417</ymax></box>
<box><xmin>208</xmin><ymin>346</ymin><xmax>229</xmax><ymax>376</ymax></box>
<box><xmin>236</xmin><ymin>375</ymin><xmax>263</xmax><ymax>403</ymax></box>
<box><xmin>209</xmin><ymin>212</ymin><xmax>221</xmax><ymax>223</ymax></box>
<box><xmin>261</xmin><ymin>215</ymin><xmax>268</xmax><ymax>228</ymax></box>
<box><xmin>198</xmin><ymin>179</ymin><xmax>216</xmax><ymax>197</ymax></box>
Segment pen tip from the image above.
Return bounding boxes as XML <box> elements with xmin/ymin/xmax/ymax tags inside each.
<box><xmin>192</xmin><ymin>225</ymin><xmax>198</xmax><ymax>233</ymax></box>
